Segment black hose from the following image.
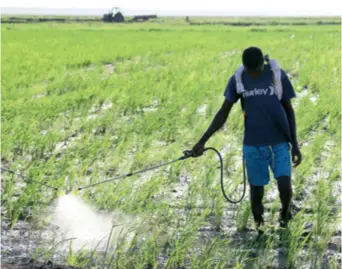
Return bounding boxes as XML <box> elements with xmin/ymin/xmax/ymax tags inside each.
<box><xmin>204</xmin><ymin>147</ymin><xmax>247</xmax><ymax>204</ymax></box>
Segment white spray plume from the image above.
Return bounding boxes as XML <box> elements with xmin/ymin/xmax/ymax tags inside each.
<box><xmin>50</xmin><ymin>194</ymin><xmax>135</xmax><ymax>252</ymax></box>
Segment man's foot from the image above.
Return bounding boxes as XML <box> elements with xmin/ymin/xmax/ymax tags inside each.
<box><xmin>255</xmin><ymin>226</ymin><xmax>269</xmax><ymax>245</ymax></box>
<box><xmin>279</xmin><ymin>210</ymin><xmax>292</xmax><ymax>228</ymax></box>
<box><xmin>256</xmin><ymin>228</ymin><xmax>264</xmax><ymax>238</ymax></box>
<box><xmin>255</xmin><ymin>218</ymin><xmax>266</xmax><ymax>238</ymax></box>
<box><xmin>258</xmin><ymin>228</ymin><xmax>264</xmax><ymax>234</ymax></box>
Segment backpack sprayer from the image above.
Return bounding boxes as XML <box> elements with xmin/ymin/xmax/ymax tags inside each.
<box><xmin>1</xmin><ymin>147</ymin><xmax>247</xmax><ymax>204</ymax></box>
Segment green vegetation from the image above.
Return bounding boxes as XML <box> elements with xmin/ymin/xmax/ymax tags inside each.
<box><xmin>1</xmin><ymin>15</ymin><xmax>341</xmax><ymax>25</ymax></box>
<box><xmin>1</xmin><ymin>18</ymin><xmax>341</xmax><ymax>268</ymax></box>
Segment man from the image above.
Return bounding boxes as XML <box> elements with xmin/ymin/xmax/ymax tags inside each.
<box><xmin>188</xmin><ymin>47</ymin><xmax>302</xmax><ymax>234</ymax></box>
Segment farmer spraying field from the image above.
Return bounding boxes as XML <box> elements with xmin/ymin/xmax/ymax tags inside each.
<box><xmin>187</xmin><ymin>47</ymin><xmax>302</xmax><ymax>235</ymax></box>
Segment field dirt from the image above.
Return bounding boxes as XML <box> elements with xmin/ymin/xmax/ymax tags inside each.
<box><xmin>2</xmin><ymin>183</ymin><xmax>341</xmax><ymax>269</ymax></box>
<box><xmin>1</xmin><ymin>260</ymin><xmax>80</xmax><ymax>269</ymax></box>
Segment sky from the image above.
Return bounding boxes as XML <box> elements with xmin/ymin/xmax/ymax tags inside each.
<box><xmin>1</xmin><ymin>0</ymin><xmax>341</xmax><ymax>16</ymax></box>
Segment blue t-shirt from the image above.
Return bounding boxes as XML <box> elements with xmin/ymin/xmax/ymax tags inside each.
<box><xmin>224</xmin><ymin>64</ymin><xmax>296</xmax><ymax>146</ymax></box>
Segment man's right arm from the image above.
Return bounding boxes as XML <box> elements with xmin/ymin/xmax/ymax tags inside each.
<box><xmin>190</xmin><ymin>99</ymin><xmax>234</xmax><ymax>157</ymax></box>
<box><xmin>198</xmin><ymin>99</ymin><xmax>234</xmax><ymax>145</ymax></box>
<box><xmin>187</xmin><ymin>75</ymin><xmax>238</xmax><ymax>157</ymax></box>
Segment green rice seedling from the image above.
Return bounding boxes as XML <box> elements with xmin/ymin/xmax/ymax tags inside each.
<box><xmin>139</xmin><ymin>231</ymin><xmax>163</xmax><ymax>269</ymax></box>
<box><xmin>65</xmin><ymin>241</ymin><xmax>79</xmax><ymax>267</ymax></box>
<box><xmin>212</xmin><ymin>192</ymin><xmax>225</xmax><ymax>231</ymax></box>
<box><xmin>189</xmin><ymin>237</ymin><xmax>231</xmax><ymax>269</ymax></box>
<box><xmin>235</xmin><ymin>200</ymin><xmax>252</xmax><ymax>232</ymax></box>
<box><xmin>1</xmin><ymin>20</ymin><xmax>340</xmax><ymax>269</ymax></box>
<box><xmin>164</xmin><ymin>210</ymin><xmax>208</xmax><ymax>269</ymax></box>
<box><xmin>327</xmin><ymin>255</ymin><xmax>341</xmax><ymax>269</ymax></box>
<box><xmin>310</xmin><ymin>177</ymin><xmax>339</xmax><ymax>256</ymax></box>
<box><xmin>280</xmin><ymin>208</ymin><xmax>312</xmax><ymax>268</ymax></box>
<box><xmin>233</xmin><ymin>261</ymin><xmax>244</xmax><ymax>269</ymax></box>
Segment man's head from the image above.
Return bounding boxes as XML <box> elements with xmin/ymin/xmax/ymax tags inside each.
<box><xmin>242</xmin><ymin>46</ymin><xmax>264</xmax><ymax>76</ymax></box>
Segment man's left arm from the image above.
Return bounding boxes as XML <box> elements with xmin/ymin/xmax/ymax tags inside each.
<box><xmin>280</xmin><ymin>70</ymin><xmax>302</xmax><ymax>167</ymax></box>
<box><xmin>281</xmin><ymin>99</ymin><xmax>298</xmax><ymax>147</ymax></box>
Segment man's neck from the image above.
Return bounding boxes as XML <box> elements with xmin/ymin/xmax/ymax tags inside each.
<box><xmin>248</xmin><ymin>71</ymin><xmax>263</xmax><ymax>79</ymax></box>
<box><xmin>245</xmin><ymin>63</ymin><xmax>265</xmax><ymax>79</ymax></box>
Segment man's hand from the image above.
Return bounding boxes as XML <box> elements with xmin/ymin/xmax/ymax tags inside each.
<box><xmin>291</xmin><ymin>144</ymin><xmax>302</xmax><ymax>167</ymax></box>
<box><xmin>184</xmin><ymin>142</ymin><xmax>205</xmax><ymax>158</ymax></box>
<box><xmin>192</xmin><ymin>142</ymin><xmax>205</xmax><ymax>157</ymax></box>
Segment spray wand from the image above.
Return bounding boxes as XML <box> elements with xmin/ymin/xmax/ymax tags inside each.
<box><xmin>1</xmin><ymin>148</ymin><xmax>246</xmax><ymax>204</ymax></box>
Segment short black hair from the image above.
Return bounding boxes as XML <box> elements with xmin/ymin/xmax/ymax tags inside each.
<box><xmin>242</xmin><ymin>47</ymin><xmax>264</xmax><ymax>71</ymax></box>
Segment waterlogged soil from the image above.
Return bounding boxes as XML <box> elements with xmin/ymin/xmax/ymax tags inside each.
<box><xmin>1</xmin><ymin>193</ymin><xmax>137</xmax><ymax>269</ymax></box>
<box><xmin>2</xmin><ymin>259</ymin><xmax>81</xmax><ymax>269</ymax></box>
<box><xmin>2</xmin><ymin>186</ymin><xmax>340</xmax><ymax>269</ymax></box>
<box><xmin>1</xmin><ymin>160</ymin><xmax>341</xmax><ymax>269</ymax></box>
<box><xmin>1</xmin><ymin>218</ymin><xmax>69</xmax><ymax>268</ymax></box>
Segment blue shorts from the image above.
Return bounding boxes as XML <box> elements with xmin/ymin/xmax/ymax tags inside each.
<box><xmin>243</xmin><ymin>142</ymin><xmax>291</xmax><ymax>186</ymax></box>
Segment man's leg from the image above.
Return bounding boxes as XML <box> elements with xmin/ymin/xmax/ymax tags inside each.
<box><xmin>277</xmin><ymin>176</ymin><xmax>293</xmax><ymax>227</ymax></box>
<box><xmin>270</xmin><ymin>143</ymin><xmax>293</xmax><ymax>228</ymax></box>
<box><xmin>250</xmin><ymin>184</ymin><xmax>265</xmax><ymax>232</ymax></box>
<box><xmin>243</xmin><ymin>145</ymin><xmax>270</xmax><ymax>234</ymax></box>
